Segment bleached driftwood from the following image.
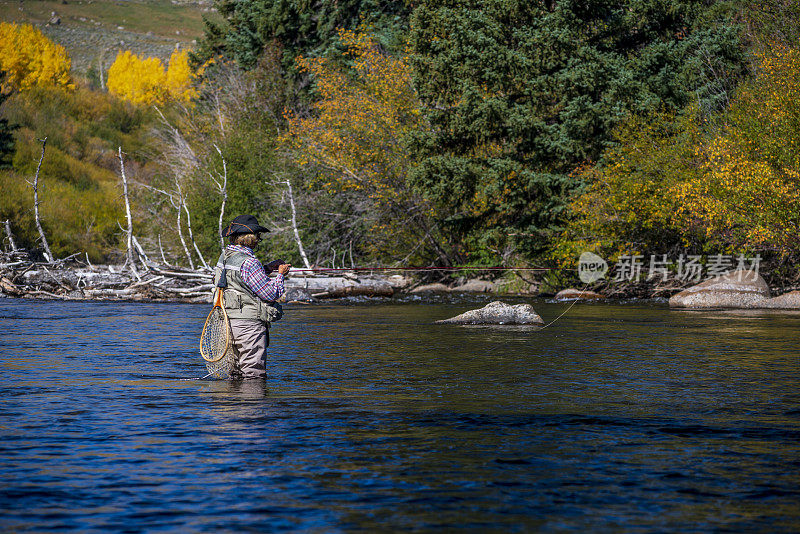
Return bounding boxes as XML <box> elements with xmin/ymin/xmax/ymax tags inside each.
<box><xmin>0</xmin><ymin>251</ymin><xmax>398</xmax><ymax>303</ymax></box>
<box><xmin>4</xmin><ymin>220</ymin><xmax>17</xmax><ymax>252</ymax></box>
<box><xmin>284</xmin><ymin>275</ymin><xmax>394</xmax><ymax>300</ymax></box>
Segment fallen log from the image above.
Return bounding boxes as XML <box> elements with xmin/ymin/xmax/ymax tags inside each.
<box><xmin>292</xmin><ymin>275</ymin><xmax>395</xmax><ymax>299</ymax></box>
<box><xmin>0</xmin><ymin>250</ymin><xmax>405</xmax><ymax>302</ymax></box>
<box><xmin>0</xmin><ymin>276</ymin><xmax>22</xmax><ymax>296</ymax></box>
<box><xmin>150</xmin><ymin>267</ymin><xmax>213</xmax><ymax>280</ymax></box>
<box><xmin>0</xmin><ymin>261</ymin><xmax>30</xmax><ymax>269</ymax></box>
<box><xmin>24</xmin><ymin>289</ymin><xmax>70</xmax><ymax>299</ymax></box>
<box><xmin>311</xmin><ymin>286</ymin><xmax>393</xmax><ymax>299</ymax></box>
<box><xmin>83</xmin><ymin>288</ymin><xmax>137</xmax><ymax>298</ymax></box>
<box><xmin>157</xmin><ymin>284</ymin><xmax>214</xmax><ymax>295</ymax></box>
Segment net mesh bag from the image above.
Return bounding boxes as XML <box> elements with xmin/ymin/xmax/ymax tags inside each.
<box><xmin>200</xmin><ymin>290</ymin><xmax>237</xmax><ymax>379</ymax></box>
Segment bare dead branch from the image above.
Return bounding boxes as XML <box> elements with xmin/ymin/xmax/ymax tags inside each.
<box><xmin>182</xmin><ymin>197</ymin><xmax>210</xmax><ymax>270</ymax></box>
<box><xmin>175</xmin><ymin>190</ymin><xmax>194</xmax><ymax>270</ymax></box>
<box><xmin>32</xmin><ymin>137</ymin><xmax>53</xmax><ymax>262</ymax></box>
<box><xmin>284</xmin><ymin>180</ymin><xmax>311</xmax><ymax>268</ymax></box>
<box><xmin>213</xmin><ymin>144</ymin><xmax>228</xmax><ymax>253</ymax></box>
<box><xmin>118</xmin><ymin>147</ymin><xmax>138</xmax><ymax>275</ymax></box>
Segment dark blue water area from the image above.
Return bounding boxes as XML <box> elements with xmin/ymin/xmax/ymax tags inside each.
<box><xmin>0</xmin><ymin>297</ymin><xmax>799</xmax><ymax>532</ymax></box>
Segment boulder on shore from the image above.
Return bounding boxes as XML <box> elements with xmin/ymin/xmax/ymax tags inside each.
<box><xmin>435</xmin><ymin>301</ymin><xmax>543</xmax><ymax>325</ymax></box>
<box><xmin>387</xmin><ymin>274</ymin><xmax>412</xmax><ymax>289</ymax></box>
<box><xmin>758</xmin><ymin>290</ymin><xmax>800</xmax><ymax>309</ymax></box>
<box><xmin>554</xmin><ymin>288</ymin><xmax>605</xmax><ymax>301</ymax></box>
<box><xmin>411</xmin><ymin>283</ymin><xmax>450</xmax><ymax>293</ymax></box>
<box><xmin>669</xmin><ymin>270</ymin><xmax>769</xmax><ymax>308</ymax></box>
<box><xmin>451</xmin><ymin>279</ymin><xmax>497</xmax><ymax>293</ymax></box>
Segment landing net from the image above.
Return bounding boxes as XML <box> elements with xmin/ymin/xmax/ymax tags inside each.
<box><xmin>200</xmin><ymin>297</ymin><xmax>235</xmax><ymax>379</ymax></box>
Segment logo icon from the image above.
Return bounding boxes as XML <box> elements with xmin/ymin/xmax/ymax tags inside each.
<box><xmin>578</xmin><ymin>252</ymin><xmax>608</xmax><ymax>283</ymax></box>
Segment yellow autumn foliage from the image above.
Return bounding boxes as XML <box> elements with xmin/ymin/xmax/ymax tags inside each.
<box><xmin>282</xmin><ymin>29</ymin><xmax>433</xmax><ymax>258</ymax></box>
<box><xmin>164</xmin><ymin>49</ymin><xmax>198</xmax><ymax>103</ymax></box>
<box><xmin>284</xmin><ymin>29</ymin><xmax>422</xmax><ymax>199</ymax></box>
<box><xmin>550</xmin><ymin>109</ymin><xmax>706</xmax><ymax>267</ymax></box>
<box><xmin>0</xmin><ymin>22</ymin><xmax>73</xmax><ymax>92</ymax></box>
<box><xmin>107</xmin><ymin>49</ymin><xmax>197</xmax><ymax>105</ymax></box>
<box><xmin>106</xmin><ymin>50</ymin><xmax>166</xmax><ymax>105</ymax></box>
<box><xmin>554</xmin><ymin>44</ymin><xmax>800</xmax><ymax>264</ymax></box>
<box><xmin>674</xmin><ymin>45</ymin><xmax>800</xmax><ymax>252</ymax></box>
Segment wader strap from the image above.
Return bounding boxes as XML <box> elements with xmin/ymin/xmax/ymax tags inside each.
<box><xmin>217</xmin><ymin>256</ymin><xmax>229</xmax><ymax>288</ymax></box>
<box><xmin>215</xmin><ymin>262</ymin><xmax>241</xmax><ymax>272</ymax></box>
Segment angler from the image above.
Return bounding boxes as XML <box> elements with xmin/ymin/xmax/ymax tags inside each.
<box><xmin>214</xmin><ymin>214</ymin><xmax>290</xmax><ymax>379</ymax></box>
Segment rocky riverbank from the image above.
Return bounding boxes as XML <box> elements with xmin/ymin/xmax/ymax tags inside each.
<box><xmin>4</xmin><ymin>251</ymin><xmax>799</xmax><ymax>309</ymax></box>
<box><xmin>668</xmin><ymin>269</ymin><xmax>800</xmax><ymax>309</ymax></box>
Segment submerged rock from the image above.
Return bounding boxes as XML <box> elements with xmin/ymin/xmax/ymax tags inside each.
<box><xmin>669</xmin><ymin>270</ymin><xmax>769</xmax><ymax>308</ymax></box>
<box><xmin>554</xmin><ymin>288</ymin><xmax>605</xmax><ymax>301</ymax></box>
<box><xmin>436</xmin><ymin>301</ymin><xmax>543</xmax><ymax>325</ymax></box>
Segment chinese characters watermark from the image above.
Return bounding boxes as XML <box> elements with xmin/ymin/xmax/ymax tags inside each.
<box><xmin>580</xmin><ymin>253</ymin><xmax>761</xmax><ymax>283</ymax></box>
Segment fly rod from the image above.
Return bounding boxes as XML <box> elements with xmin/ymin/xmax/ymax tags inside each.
<box><xmin>265</xmin><ymin>264</ymin><xmax>570</xmax><ymax>274</ymax></box>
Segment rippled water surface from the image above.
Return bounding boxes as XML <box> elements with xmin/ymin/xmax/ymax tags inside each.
<box><xmin>1</xmin><ymin>297</ymin><xmax>799</xmax><ymax>532</ymax></box>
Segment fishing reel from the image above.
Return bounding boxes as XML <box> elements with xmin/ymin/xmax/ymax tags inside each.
<box><xmin>263</xmin><ymin>259</ymin><xmax>286</xmax><ymax>274</ymax></box>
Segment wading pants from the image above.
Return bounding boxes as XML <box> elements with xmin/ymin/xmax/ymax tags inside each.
<box><xmin>229</xmin><ymin>319</ymin><xmax>269</xmax><ymax>379</ymax></box>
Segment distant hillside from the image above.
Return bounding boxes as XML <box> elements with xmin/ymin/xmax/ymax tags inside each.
<box><xmin>0</xmin><ymin>0</ymin><xmax>216</xmax><ymax>73</ymax></box>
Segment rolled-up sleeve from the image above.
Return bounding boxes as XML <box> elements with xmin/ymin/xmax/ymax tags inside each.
<box><xmin>240</xmin><ymin>257</ymin><xmax>284</xmax><ymax>302</ymax></box>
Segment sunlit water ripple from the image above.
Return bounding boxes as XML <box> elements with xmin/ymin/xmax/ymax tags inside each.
<box><xmin>0</xmin><ymin>298</ymin><xmax>798</xmax><ymax>532</ymax></box>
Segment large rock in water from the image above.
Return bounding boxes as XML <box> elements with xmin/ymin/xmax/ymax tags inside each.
<box><xmin>669</xmin><ymin>270</ymin><xmax>770</xmax><ymax>308</ymax></box>
<box><xmin>436</xmin><ymin>301</ymin><xmax>543</xmax><ymax>325</ymax></box>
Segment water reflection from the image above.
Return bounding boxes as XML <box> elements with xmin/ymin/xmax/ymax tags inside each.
<box><xmin>202</xmin><ymin>377</ymin><xmax>270</xmax><ymax>398</ymax></box>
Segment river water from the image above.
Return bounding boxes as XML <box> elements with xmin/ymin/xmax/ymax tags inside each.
<box><xmin>0</xmin><ymin>297</ymin><xmax>798</xmax><ymax>532</ymax></box>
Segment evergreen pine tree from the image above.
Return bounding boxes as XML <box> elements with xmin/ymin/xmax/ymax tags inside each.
<box><xmin>408</xmin><ymin>0</ymin><xmax>746</xmax><ymax>261</ymax></box>
<box><xmin>194</xmin><ymin>0</ymin><xmax>411</xmax><ymax>74</ymax></box>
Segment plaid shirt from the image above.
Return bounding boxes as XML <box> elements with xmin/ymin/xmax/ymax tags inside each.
<box><xmin>226</xmin><ymin>245</ymin><xmax>284</xmax><ymax>302</ymax></box>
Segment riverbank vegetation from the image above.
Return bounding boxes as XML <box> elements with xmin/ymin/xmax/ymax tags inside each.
<box><xmin>1</xmin><ymin>1</ymin><xmax>799</xmax><ymax>293</ymax></box>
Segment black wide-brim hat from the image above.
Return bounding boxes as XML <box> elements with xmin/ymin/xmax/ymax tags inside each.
<box><xmin>223</xmin><ymin>214</ymin><xmax>269</xmax><ymax>237</ymax></box>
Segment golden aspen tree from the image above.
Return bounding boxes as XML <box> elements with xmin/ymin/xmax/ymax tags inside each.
<box><xmin>283</xmin><ymin>30</ymin><xmax>444</xmax><ymax>261</ymax></box>
<box><xmin>106</xmin><ymin>50</ymin><xmax>167</xmax><ymax>105</ymax></box>
<box><xmin>107</xmin><ymin>49</ymin><xmax>198</xmax><ymax>105</ymax></box>
<box><xmin>0</xmin><ymin>22</ymin><xmax>73</xmax><ymax>92</ymax></box>
<box><xmin>164</xmin><ymin>49</ymin><xmax>198</xmax><ymax>103</ymax></box>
